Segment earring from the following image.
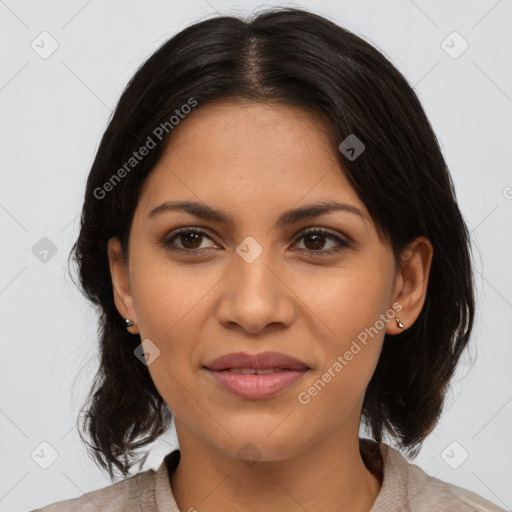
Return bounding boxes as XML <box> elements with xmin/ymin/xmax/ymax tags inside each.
<box><xmin>125</xmin><ymin>318</ymin><xmax>139</xmax><ymax>334</ymax></box>
<box><xmin>395</xmin><ymin>317</ymin><xmax>405</xmax><ymax>329</ymax></box>
<box><xmin>125</xmin><ymin>318</ymin><xmax>139</xmax><ymax>335</ymax></box>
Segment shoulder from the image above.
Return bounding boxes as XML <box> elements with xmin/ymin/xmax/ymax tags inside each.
<box><xmin>375</xmin><ymin>442</ymin><xmax>506</xmax><ymax>511</ymax></box>
<box><xmin>32</xmin><ymin>466</ymin><xmax>157</xmax><ymax>512</ymax></box>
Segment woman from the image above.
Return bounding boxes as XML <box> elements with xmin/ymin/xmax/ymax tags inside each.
<box><xmin>34</xmin><ymin>7</ymin><xmax>504</xmax><ymax>511</ymax></box>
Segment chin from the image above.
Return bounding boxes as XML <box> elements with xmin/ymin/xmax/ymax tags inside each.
<box><xmin>208</xmin><ymin>424</ymin><xmax>307</xmax><ymax>465</ymax></box>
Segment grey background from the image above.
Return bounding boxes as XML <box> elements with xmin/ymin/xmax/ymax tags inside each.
<box><xmin>1</xmin><ymin>0</ymin><xmax>511</xmax><ymax>510</ymax></box>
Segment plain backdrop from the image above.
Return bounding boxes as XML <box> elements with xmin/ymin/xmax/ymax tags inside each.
<box><xmin>1</xmin><ymin>1</ymin><xmax>511</xmax><ymax>511</ymax></box>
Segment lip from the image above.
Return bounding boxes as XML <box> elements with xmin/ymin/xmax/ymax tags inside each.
<box><xmin>204</xmin><ymin>351</ymin><xmax>309</xmax><ymax>371</ymax></box>
<box><xmin>203</xmin><ymin>351</ymin><xmax>309</xmax><ymax>400</ymax></box>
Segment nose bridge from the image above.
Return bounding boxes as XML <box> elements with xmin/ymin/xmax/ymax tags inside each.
<box><xmin>216</xmin><ymin>236</ymin><xmax>294</xmax><ymax>333</ymax></box>
<box><xmin>232</xmin><ymin>237</ymin><xmax>277</xmax><ymax>302</ymax></box>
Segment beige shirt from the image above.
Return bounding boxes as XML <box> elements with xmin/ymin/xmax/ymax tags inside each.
<box><xmin>33</xmin><ymin>439</ymin><xmax>506</xmax><ymax>511</ymax></box>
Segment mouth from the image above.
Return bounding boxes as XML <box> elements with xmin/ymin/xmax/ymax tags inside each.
<box><xmin>217</xmin><ymin>368</ymin><xmax>298</xmax><ymax>375</ymax></box>
<box><xmin>204</xmin><ymin>350</ymin><xmax>309</xmax><ymax>372</ymax></box>
<box><xmin>203</xmin><ymin>351</ymin><xmax>310</xmax><ymax>400</ymax></box>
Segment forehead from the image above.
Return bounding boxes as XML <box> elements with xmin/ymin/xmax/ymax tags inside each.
<box><xmin>136</xmin><ymin>100</ymin><xmax>368</xmax><ymax>224</ymax></box>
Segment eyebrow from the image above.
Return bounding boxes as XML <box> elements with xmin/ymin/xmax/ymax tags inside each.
<box><xmin>148</xmin><ymin>200</ymin><xmax>368</xmax><ymax>228</ymax></box>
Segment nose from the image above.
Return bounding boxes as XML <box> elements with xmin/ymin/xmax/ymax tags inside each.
<box><xmin>215</xmin><ymin>247</ymin><xmax>296</xmax><ymax>335</ymax></box>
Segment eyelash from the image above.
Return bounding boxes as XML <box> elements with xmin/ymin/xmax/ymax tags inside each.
<box><xmin>160</xmin><ymin>227</ymin><xmax>349</xmax><ymax>257</ymax></box>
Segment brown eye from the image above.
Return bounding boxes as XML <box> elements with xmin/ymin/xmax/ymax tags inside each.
<box><xmin>162</xmin><ymin>228</ymin><xmax>216</xmax><ymax>251</ymax></box>
<box><xmin>161</xmin><ymin>227</ymin><xmax>348</xmax><ymax>257</ymax></box>
<box><xmin>179</xmin><ymin>231</ymin><xmax>203</xmax><ymax>249</ymax></box>
<box><xmin>293</xmin><ymin>228</ymin><xmax>349</xmax><ymax>256</ymax></box>
<box><xmin>302</xmin><ymin>233</ymin><xmax>328</xmax><ymax>251</ymax></box>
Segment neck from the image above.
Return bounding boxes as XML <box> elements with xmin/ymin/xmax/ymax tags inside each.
<box><xmin>169</xmin><ymin>420</ymin><xmax>382</xmax><ymax>512</ymax></box>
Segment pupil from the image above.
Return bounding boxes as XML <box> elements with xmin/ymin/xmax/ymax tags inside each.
<box><xmin>182</xmin><ymin>232</ymin><xmax>201</xmax><ymax>248</ymax></box>
<box><xmin>305</xmin><ymin>234</ymin><xmax>324</xmax><ymax>250</ymax></box>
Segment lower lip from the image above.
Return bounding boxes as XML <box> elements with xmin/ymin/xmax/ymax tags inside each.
<box><xmin>205</xmin><ymin>368</ymin><xmax>308</xmax><ymax>400</ymax></box>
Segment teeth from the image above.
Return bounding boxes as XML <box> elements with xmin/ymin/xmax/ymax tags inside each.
<box><xmin>227</xmin><ymin>368</ymin><xmax>285</xmax><ymax>375</ymax></box>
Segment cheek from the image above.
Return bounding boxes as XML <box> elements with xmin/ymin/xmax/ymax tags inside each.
<box><xmin>298</xmin><ymin>269</ymin><xmax>392</xmax><ymax>345</ymax></box>
<box><xmin>294</xmin><ymin>271</ymin><xmax>390</xmax><ymax>403</ymax></box>
<box><xmin>130</xmin><ymin>255</ymin><xmax>216</xmax><ymax>342</ymax></box>
<box><xmin>128</xmin><ymin>259</ymin><xmax>217</xmax><ymax>397</ymax></box>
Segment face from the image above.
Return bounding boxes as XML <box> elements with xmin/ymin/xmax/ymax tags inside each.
<box><xmin>109</xmin><ymin>101</ymin><xmax>421</xmax><ymax>463</ymax></box>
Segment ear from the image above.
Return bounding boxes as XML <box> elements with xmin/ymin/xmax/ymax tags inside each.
<box><xmin>386</xmin><ymin>236</ymin><xmax>434</xmax><ymax>335</ymax></box>
<box><xmin>107</xmin><ymin>237</ymin><xmax>139</xmax><ymax>335</ymax></box>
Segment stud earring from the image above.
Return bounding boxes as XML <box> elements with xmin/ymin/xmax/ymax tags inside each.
<box><xmin>395</xmin><ymin>317</ymin><xmax>405</xmax><ymax>329</ymax></box>
<box><xmin>125</xmin><ymin>318</ymin><xmax>136</xmax><ymax>332</ymax></box>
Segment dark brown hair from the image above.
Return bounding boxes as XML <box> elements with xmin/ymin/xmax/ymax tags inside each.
<box><xmin>70</xmin><ymin>7</ymin><xmax>474</xmax><ymax>480</ymax></box>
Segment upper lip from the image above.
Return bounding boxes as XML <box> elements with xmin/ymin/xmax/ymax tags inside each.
<box><xmin>204</xmin><ymin>351</ymin><xmax>309</xmax><ymax>371</ymax></box>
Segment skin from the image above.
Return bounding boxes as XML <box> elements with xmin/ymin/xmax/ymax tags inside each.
<box><xmin>108</xmin><ymin>100</ymin><xmax>433</xmax><ymax>511</ymax></box>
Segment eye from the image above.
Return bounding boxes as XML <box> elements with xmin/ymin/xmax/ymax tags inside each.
<box><xmin>161</xmin><ymin>227</ymin><xmax>349</xmax><ymax>256</ymax></box>
<box><xmin>161</xmin><ymin>227</ymin><xmax>217</xmax><ymax>252</ymax></box>
<box><xmin>292</xmin><ymin>228</ymin><xmax>349</xmax><ymax>256</ymax></box>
